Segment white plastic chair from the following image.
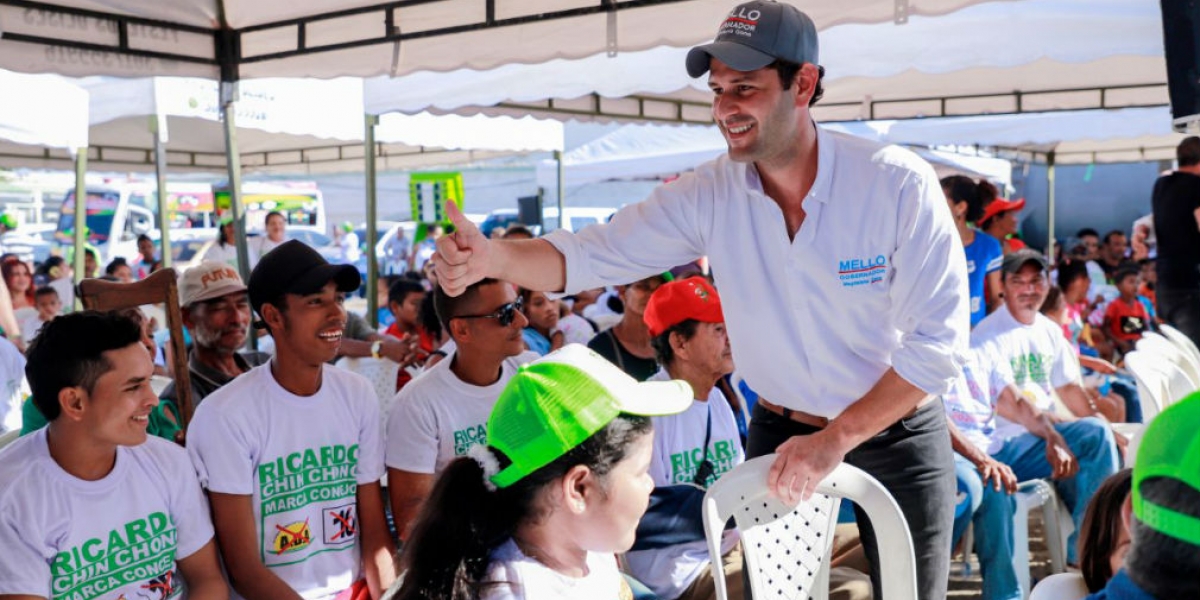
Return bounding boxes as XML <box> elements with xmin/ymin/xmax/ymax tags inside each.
<box><xmin>1013</xmin><ymin>480</ymin><xmax>1068</xmax><ymax>598</ymax></box>
<box><xmin>1124</xmin><ymin>351</ymin><xmax>1169</xmax><ymax>421</ymax></box>
<box><xmin>335</xmin><ymin>356</ymin><xmax>401</xmax><ymax>431</ymax></box>
<box><xmin>702</xmin><ymin>456</ymin><xmax>917</xmax><ymax>600</ymax></box>
<box><xmin>1159</xmin><ymin>324</ymin><xmax>1200</xmax><ymax>374</ymax></box>
<box><xmin>1029</xmin><ymin>572</ymin><xmax>1088</xmax><ymax>600</ymax></box>
<box><xmin>1137</xmin><ymin>333</ymin><xmax>1199</xmax><ymax>391</ymax></box>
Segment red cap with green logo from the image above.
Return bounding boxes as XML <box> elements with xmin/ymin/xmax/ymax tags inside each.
<box><xmin>1133</xmin><ymin>391</ymin><xmax>1200</xmax><ymax>546</ymax></box>
<box><xmin>486</xmin><ymin>344</ymin><xmax>693</xmax><ymax>489</ymax></box>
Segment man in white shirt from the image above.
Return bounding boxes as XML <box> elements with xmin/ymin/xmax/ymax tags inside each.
<box><xmin>945</xmin><ymin>347</ymin><xmax>1079</xmax><ymax>600</ymax></box>
<box><xmin>432</xmin><ymin>3</ymin><xmax>967</xmax><ymax>596</ymax></box>
<box><xmin>0</xmin><ymin>311</ymin><xmax>226</xmax><ymax>600</ymax></box>
<box><xmin>187</xmin><ymin>240</ymin><xmax>396</xmax><ymax>600</ymax></box>
<box><xmin>384</xmin><ymin>278</ymin><xmax>536</xmax><ymax>541</ymax></box>
<box><xmin>971</xmin><ymin>249</ymin><xmax>1121</xmax><ymax>565</ymax></box>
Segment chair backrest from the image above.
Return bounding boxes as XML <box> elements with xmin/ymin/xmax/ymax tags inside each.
<box><xmin>335</xmin><ymin>356</ymin><xmax>401</xmax><ymax>436</ymax></box>
<box><xmin>1137</xmin><ymin>333</ymin><xmax>1200</xmax><ymax>389</ymax></box>
<box><xmin>1160</xmin><ymin>323</ymin><xmax>1200</xmax><ymax>365</ymax></box>
<box><xmin>703</xmin><ymin>456</ymin><xmax>917</xmax><ymax>600</ymax></box>
<box><xmin>77</xmin><ymin>269</ymin><xmax>193</xmax><ymax>432</ymax></box>
<box><xmin>1029</xmin><ymin>572</ymin><xmax>1088</xmax><ymax>600</ymax></box>
<box><xmin>1124</xmin><ymin>351</ymin><xmax>1168</xmax><ymax>422</ymax></box>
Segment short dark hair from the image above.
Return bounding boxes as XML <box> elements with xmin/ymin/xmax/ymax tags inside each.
<box><xmin>25</xmin><ymin>311</ymin><xmax>144</xmax><ymax>422</ymax></box>
<box><xmin>1057</xmin><ymin>259</ymin><xmax>1090</xmax><ymax>291</ymax></box>
<box><xmin>649</xmin><ymin>319</ymin><xmax>701</xmax><ymax>367</ymax></box>
<box><xmin>33</xmin><ymin>286</ymin><xmax>58</xmax><ymax>300</ymax></box>
<box><xmin>104</xmin><ymin>257</ymin><xmax>129</xmax><ymax>276</ymax></box>
<box><xmin>501</xmin><ymin>225</ymin><xmax>535</xmax><ymax>240</ymax></box>
<box><xmin>1176</xmin><ymin>136</ymin><xmax>1200</xmax><ymax>167</ymax></box>
<box><xmin>769</xmin><ymin>60</ymin><xmax>825</xmax><ymax>106</ymax></box>
<box><xmin>1103</xmin><ymin>230</ymin><xmax>1126</xmax><ymax>245</ymax></box>
<box><xmin>432</xmin><ymin>278</ymin><xmax>500</xmax><ymax>334</ymax></box>
<box><xmin>1126</xmin><ymin>477</ymin><xmax>1200</xmax><ymax>597</ymax></box>
<box><xmin>265</xmin><ymin>210</ymin><xmax>285</xmax><ymax>224</ymax></box>
<box><xmin>1113</xmin><ymin>267</ymin><xmax>1139</xmax><ymax>286</ymax></box>
<box><xmin>136</xmin><ymin>234</ymin><xmax>152</xmax><ymax>245</ymax></box>
<box><xmin>1077</xmin><ymin>228</ymin><xmax>1100</xmax><ymax>240</ymax></box>
<box><xmin>388</xmin><ymin>278</ymin><xmax>426</xmax><ymax>307</ymax></box>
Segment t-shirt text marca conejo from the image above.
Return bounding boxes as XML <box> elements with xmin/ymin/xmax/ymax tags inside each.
<box><xmin>50</xmin><ymin>512</ymin><xmax>181</xmax><ymax>600</ymax></box>
<box><xmin>257</xmin><ymin>444</ymin><xmax>361</xmax><ymax>564</ymax></box>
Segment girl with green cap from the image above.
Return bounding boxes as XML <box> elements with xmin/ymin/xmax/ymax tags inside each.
<box><xmin>388</xmin><ymin>344</ymin><xmax>692</xmax><ymax>600</ymax></box>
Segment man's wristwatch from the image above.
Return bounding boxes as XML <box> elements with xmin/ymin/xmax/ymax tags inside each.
<box><xmin>370</xmin><ymin>340</ymin><xmax>383</xmax><ymax>359</ymax></box>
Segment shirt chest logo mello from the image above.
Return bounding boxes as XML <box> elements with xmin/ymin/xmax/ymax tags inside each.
<box><xmin>837</xmin><ymin>255</ymin><xmax>888</xmax><ymax>288</ymax></box>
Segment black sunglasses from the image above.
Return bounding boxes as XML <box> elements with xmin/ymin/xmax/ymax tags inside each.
<box><xmin>453</xmin><ymin>296</ymin><xmax>524</xmax><ymax>327</ymax></box>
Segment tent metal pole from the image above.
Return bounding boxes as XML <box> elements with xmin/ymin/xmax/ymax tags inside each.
<box><xmin>1046</xmin><ymin>151</ymin><xmax>1057</xmax><ymax>259</ymax></box>
<box><xmin>365</xmin><ymin>114</ymin><xmax>380</xmax><ymax>329</ymax></box>
<box><xmin>555</xmin><ymin>150</ymin><xmax>565</xmax><ymax>230</ymax></box>
<box><xmin>73</xmin><ymin>148</ymin><xmax>87</xmax><ymax>292</ymax></box>
<box><xmin>151</xmin><ymin>117</ymin><xmax>172</xmax><ymax>268</ymax></box>
<box><xmin>221</xmin><ymin>81</ymin><xmax>255</xmax><ymax>350</ymax></box>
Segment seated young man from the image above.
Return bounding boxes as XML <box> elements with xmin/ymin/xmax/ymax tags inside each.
<box><xmin>384</xmin><ymin>278</ymin><xmax>537</xmax><ymax>541</ymax></box>
<box><xmin>187</xmin><ymin>240</ymin><xmax>395</xmax><ymax>600</ymax></box>
<box><xmin>0</xmin><ymin>311</ymin><xmax>226</xmax><ymax>600</ymax></box>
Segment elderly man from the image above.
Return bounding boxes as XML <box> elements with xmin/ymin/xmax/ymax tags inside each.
<box><xmin>161</xmin><ymin>261</ymin><xmax>269</xmax><ymax>411</ymax></box>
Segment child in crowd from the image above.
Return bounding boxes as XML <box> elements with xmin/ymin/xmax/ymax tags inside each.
<box><xmin>386</xmin><ymin>278</ymin><xmax>431</xmax><ymax>390</ymax></box>
<box><xmin>1102</xmin><ymin>268</ymin><xmax>1152</xmax><ymax>356</ymax></box>
<box><xmin>20</xmin><ymin>286</ymin><xmax>61</xmax><ymax>342</ymax></box>
<box><xmin>105</xmin><ymin>256</ymin><xmax>134</xmax><ymax>282</ymax></box>
<box><xmin>519</xmin><ymin>289</ymin><xmax>563</xmax><ymax>356</ymax></box>
<box><xmin>387</xmin><ymin>344</ymin><xmax>692</xmax><ymax>600</ymax></box>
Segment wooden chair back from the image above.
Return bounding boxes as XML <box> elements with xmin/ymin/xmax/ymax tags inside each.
<box><xmin>77</xmin><ymin>269</ymin><xmax>194</xmax><ymax>433</ymax></box>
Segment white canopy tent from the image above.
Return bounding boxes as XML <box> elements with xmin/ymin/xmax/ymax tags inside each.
<box><xmin>0</xmin><ymin>0</ymin><xmax>1001</xmax><ymax>79</ymax></box>
<box><xmin>535</xmin><ymin>122</ymin><xmax>1012</xmax><ymax>189</ymax></box>
<box><xmin>364</xmin><ymin>0</ymin><xmax>1166</xmax><ymax>124</ymax></box>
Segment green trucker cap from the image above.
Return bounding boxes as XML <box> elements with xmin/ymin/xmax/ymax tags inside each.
<box><xmin>487</xmin><ymin>344</ymin><xmax>693</xmax><ymax>489</ymax></box>
<box><xmin>1133</xmin><ymin>391</ymin><xmax>1200</xmax><ymax>546</ymax></box>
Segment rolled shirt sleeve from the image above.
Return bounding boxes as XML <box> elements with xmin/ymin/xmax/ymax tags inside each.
<box><xmin>887</xmin><ymin>164</ymin><xmax>971</xmax><ymax>398</ymax></box>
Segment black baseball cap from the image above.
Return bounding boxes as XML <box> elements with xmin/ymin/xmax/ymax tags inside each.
<box><xmin>1001</xmin><ymin>249</ymin><xmax>1049</xmax><ymax>275</ymax></box>
<box><xmin>686</xmin><ymin>1</ymin><xmax>820</xmax><ymax>78</ymax></box>
<box><xmin>248</xmin><ymin>239</ymin><xmax>361</xmax><ymax>316</ymax></box>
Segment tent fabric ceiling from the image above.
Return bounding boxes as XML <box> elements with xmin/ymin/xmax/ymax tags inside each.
<box><xmin>0</xmin><ymin>0</ymin><xmax>1005</xmax><ymax>78</ymax></box>
<box><xmin>364</xmin><ymin>0</ymin><xmax>1166</xmax><ymax>123</ymax></box>
<box><xmin>0</xmin><ymin>70</ymin><xmax>88</xmax><ymax>149</ymax></box>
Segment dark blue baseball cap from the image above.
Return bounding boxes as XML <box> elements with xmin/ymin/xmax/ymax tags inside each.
<box><xmin>686</xmin><ymin>1</ymin><xmax>820</xmax><ymax>78</ymax></box>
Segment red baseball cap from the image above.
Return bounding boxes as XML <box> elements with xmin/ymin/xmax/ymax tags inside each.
<box><xmin>643</xmin><ymin>276</ymin><xmax>724</xmax><ymax>337</ymax></box>
<box><xmin>979</xmin><ymin>197</ymin><xmax>1026</xmax><ymax>225</ymax></box>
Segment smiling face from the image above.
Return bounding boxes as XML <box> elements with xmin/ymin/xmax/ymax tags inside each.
<box><xmin>186</xmin><ymin>291</ymin><xmax>251</xmax><ymax>354</ymax></box>
<box><xmin>266</xmin><ymin>213</ymin><xmax>287</xmax><ymax>242</ymax></box>
<box><xmin>267</xmin><ymin>281</ymin><xmax>348</xmax><ymax>365</ymax></box>
<box><xmin>5</xmin><ymin>261</ymin><xmax>32</xmax><ymax>295</ymax></box>
<box><xmin>77</xmin><ymin>343</ymin><xmax>159</xmax><ymax>447</ymax></box>
<box><xmin>708</xmin><ymin>59</ymin><xmax>812</xmax><ymax>166</ymax></box>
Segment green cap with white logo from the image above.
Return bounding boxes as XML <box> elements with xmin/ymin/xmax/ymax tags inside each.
<box><xmin>1133</xmin><ymin>391</ymin><xmax>1200</xmax><ymax>546</ymax></box>
<box><xmin>487</xmin><ymin>344</ymin><xmax>693</xmax><ymax>489</ymax></box>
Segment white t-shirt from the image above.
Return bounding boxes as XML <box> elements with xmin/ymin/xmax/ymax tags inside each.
<box><xmin>623</xmin><ymin>369</ymin><xmax>742</xmax><ymax>600</ymax></box>
<box><xmin>941</xmin><ymin>348</ymin><xmax>1013</xmax><ymax>455</ymax></box>
<box><xmin>20</xmin><ymin>314</ymin><xmax>47</xmax><ymax>342</ymax></box>
<box><xmin>0</xmin><ymin>429</ymin><xmax>214</xmax><ymax>600</ymax></box>
<box><xmin>480</xmin><ymin>538</ymin><xmax>625</xmax><ymax>600</ymax></box>
<box><xmin>187</xmin><ymin>363</ymin><xmax>385</xmax><ymax>600</ymax></box>
<box><xmin>0</xmin><ymin>336</ymin><xmax>25</xmax><ymax>434</ymax></box>
<box><xmin>385</xmin><ymin>352</ymin><xmax>537</xmax><ymax>475</ymax></box>
<box><xmin>201</xmin><ymin>241</ymin><xmax>239</xmax><ymax>267</ymax></box>
<box><xmin>971</xmin><ymin>306</ymin><xmax>1080</xmax><ymax>444</ymax></box>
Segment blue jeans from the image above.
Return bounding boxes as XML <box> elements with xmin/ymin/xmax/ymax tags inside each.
<box><xmin>953</xmin><ymin>455</ymin><xmax>1021</xmax><ymax>600</ymax></box>
<box><xmin>990</xmin><ymin>418</ymin><xmax>1120</xmax><ymax>565</ymax></box>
